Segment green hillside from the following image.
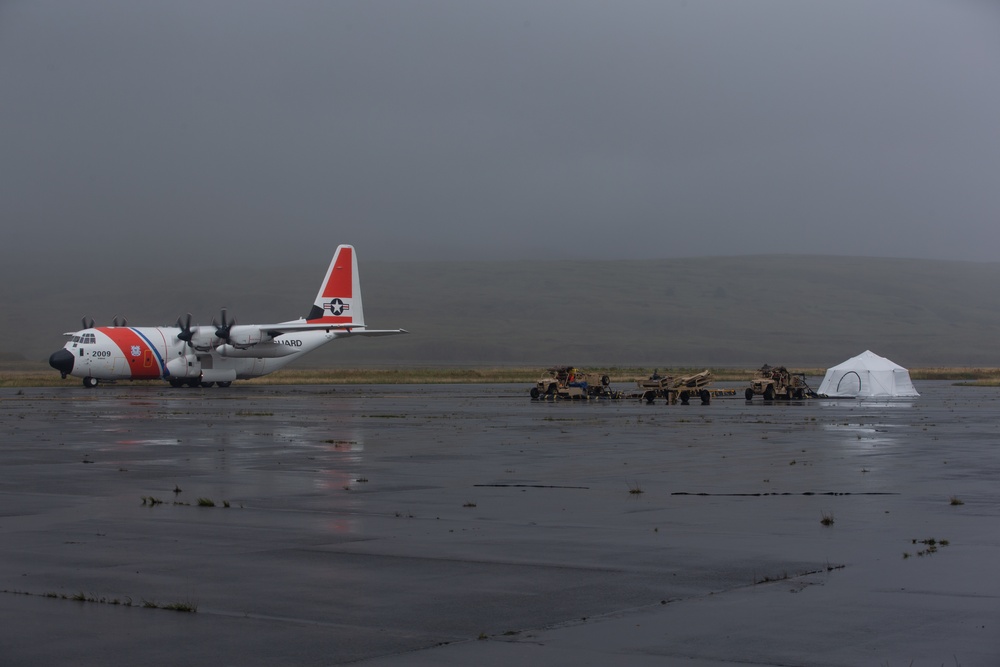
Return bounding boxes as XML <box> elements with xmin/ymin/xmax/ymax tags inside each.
<box><xmin>8</xmin><ymin>255</ymin><xmax>1000</xmax><ymax>370</ymax></box>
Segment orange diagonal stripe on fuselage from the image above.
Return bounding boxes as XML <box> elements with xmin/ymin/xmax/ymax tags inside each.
<box><xmin>100</xmin><ymin>328</ymin><xmax>162</xmax><ymax>379</ymax></box>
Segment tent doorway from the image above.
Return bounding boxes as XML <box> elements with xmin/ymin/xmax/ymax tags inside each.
<box><xmin>836</xmin><ymin>371</ymin><xmax>861</xmax><ymax>394</ymax></box>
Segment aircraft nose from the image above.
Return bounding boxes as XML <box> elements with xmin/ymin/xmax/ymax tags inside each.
<box><xmin>49</xmin><ymin>349</ymin><xmax>74</xmax><ymax>376</ymax></box>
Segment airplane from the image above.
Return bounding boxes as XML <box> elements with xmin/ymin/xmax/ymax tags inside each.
<box><xmin>48</xmin><ymin>245</ymin><xmax>407</xmax><ymax>388</ymax></box>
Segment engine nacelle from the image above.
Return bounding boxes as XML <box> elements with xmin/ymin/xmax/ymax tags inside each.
<box><xmin>216</xmin><ymin>343</ymin><xmax>298</xmax><ymax>358</ymax></box>
<box><xmin>165</xmin><ymin>354</ymin><xmax>201</xmax><ymax>378</ymax></box>
<box><xmin>224</xmin><ymin>325</ymin><xmax>263</xmax><ymax>347</ymax></box>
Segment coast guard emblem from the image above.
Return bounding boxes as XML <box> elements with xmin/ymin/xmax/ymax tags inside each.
<box><xmin>131</xmin><ymin>345</ymin><xmax>141</xmax><ymax>357</ymax></box>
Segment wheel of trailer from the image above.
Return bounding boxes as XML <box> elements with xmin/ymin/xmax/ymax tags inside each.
<box><xmin>700</xmin><ymin>389</ymin><xmax>710</xmax><ymax>405</ymax></box>
<box><xmin>644</xmin><ymin>390</ymin><xmax>655</xmax><ymax>404</ymax></box>
<box><xmin>744</xmin><ymin>388</ymin><xmax>754</xmax><ymax>401</ymax></box>
<box><xmin>601</xmin><ymin>375</ymin><xmax>610</xmax><ymax>386</ymax></box>
<box><xmin>764</xmin><ymin>385</ymin><xmax>776</xmax><ymax>401</ymax></box>
<box><xmin>530</xmin><ymin>387</ymin><xmax>540</xmax><ymax>399</ymax></box>
<box><xmin>82</xmin><ymin>376</ymin><xmax>98</xmax><ymax>388</ymax></box>
<box><xmin>679</xmin><ymin>390</ymin><xmax>690</xmax><ymax>405</ymax></box>
<box><xmin>216</xmin><ymin>381</ymin><xmax>232</xmax><ymax>388</ymax></box>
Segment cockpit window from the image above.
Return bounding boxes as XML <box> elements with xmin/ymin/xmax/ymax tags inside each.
<box><xmin>78</xmin><ymin>334</ymin><xmax>96</xmax><ymax>344</ymax></box>
<box><xmin>72</xmin><ymin>335</ymin><xmax>82</xmax><ymax>343</ymax></box>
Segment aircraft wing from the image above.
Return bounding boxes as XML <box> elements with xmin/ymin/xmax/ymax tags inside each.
<box><xmin>261</xmin><ymin>321</ymin><xmax>408</xmax><ymax>337</ymax></box>
<box><xmin>332</xmin><ymin>329</ymin><xmax>410</xmax><ymax>338</ymax></box>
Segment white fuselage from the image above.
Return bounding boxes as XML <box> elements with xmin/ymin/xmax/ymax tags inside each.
<box><xmin>56</xmin><ymin>325</ymin><xmax>336</xmax><ymax>384</ymax></box>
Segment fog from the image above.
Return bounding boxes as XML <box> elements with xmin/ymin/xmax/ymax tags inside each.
<box><xmin>2</xmin><ymin>0</ymin><xmax>999</xmax><ymax>268</ymax></box>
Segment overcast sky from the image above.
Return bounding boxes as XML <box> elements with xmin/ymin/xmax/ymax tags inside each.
<box><xmin>2</xmin><ymin>0</ymin><xmax>999</xmax><ymax>267</ymax></box>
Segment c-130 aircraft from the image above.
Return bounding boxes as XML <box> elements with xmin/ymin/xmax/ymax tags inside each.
<box><xmin>48</xmin><ymin>245</ymin><xmax>407</xmax><ymax>388</ymax></box>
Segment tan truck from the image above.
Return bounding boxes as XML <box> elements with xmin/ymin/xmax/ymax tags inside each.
<box><xmin>745</xmin><ymin>364</ymin><xmax>814</xmax><ymax>400</ymax></box>
<box><xmin>530</xmin><ymin>366</ymin><xmax>620</xmax><ymax>400</ymax></box>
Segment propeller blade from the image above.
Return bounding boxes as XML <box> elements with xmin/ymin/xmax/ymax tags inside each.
<box><xmin>176</xmin><ymin>313</ymin><xmax>195</xmax><ymax>343</ymax></box>
<box><xmin>82</xmin><ymin>317</ymin><xmax>95</xmax><ymax>330</ymax></box>
<box><xmin>214</xmin><ymin>308</ymin><xmax>234</xmax><ymax>341</ymax></box>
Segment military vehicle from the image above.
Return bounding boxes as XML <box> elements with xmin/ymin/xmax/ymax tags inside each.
<box><xmin>530</xmin><ymin>366</ymin><xmax>619</xmax><ymax>399</ymax></box>
<box><xmin>745</xmin><ymin>364</ymin><xmax>815</xmax><ymax>400</ymax></box>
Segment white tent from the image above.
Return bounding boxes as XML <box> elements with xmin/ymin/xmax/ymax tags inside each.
<box><xmin>818</xmin><ymin>350</ymin><xmax>919</xmax><ymax>398</ymax></box>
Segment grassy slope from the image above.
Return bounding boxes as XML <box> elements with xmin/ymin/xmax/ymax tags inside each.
<box><xmin>7</xmin><ymin>255</ymin><xmax>1000</xmax><ymax>370</ymax></box>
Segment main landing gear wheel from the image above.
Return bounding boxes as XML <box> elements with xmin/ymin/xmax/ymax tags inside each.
<box><xmin>216</xmin><ymin>381</ymin><xmax>232</xmax><ymax>388</ymax></box>
<box><xmin>82</xmin><ymin>376</ymin><xmax>99</xmax><ymax>388</ymax></box>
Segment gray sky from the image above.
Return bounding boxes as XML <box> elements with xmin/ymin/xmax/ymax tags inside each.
<box><xmin>2</xmin><ymin>0</ymin><xmax>999</xmax><ymax>266</ymax></box>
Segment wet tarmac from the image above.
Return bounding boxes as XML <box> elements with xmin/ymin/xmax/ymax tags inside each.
<box><xmin>1</xmin><ymin>381</ymin><xmax>998</xmax><ymax>666</ymax></box>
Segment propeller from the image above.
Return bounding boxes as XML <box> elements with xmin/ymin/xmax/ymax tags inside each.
<box><xmin>81</xmin><ymin>317</ymin><xmax>95</xmax><ymax>330</ymax></box>
<box><xmin>112</xmin><ymin>315</ymin><xmax>128</xmax><ymax>327</ymax></box>
<box><xmin>213</xmin><ymin>308</ymin><xmax>235</xmax><ymax>342</ymax></box>
<box><xmin>176</xmin><ymin>313</ymin><xmax>195</xmax><ymax>345</ymax></box>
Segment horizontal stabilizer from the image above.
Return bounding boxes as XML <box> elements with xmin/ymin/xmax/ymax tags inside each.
<box><xmin>333</xmin><ymin>329</ymin><xmax>409</xmax><ymax>338</ymax></box>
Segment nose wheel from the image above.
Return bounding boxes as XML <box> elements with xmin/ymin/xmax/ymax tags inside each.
<box><xmin>83</xmin><ymin>376</ymin><xmax>99</xmax><ymax>388</ymax></box>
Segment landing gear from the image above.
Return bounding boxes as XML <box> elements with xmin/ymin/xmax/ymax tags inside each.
<box><xmin>82</xmin><ymin>376</ymin><xmax>99</xmax><ymax>388</ymax></box>
<box><xmin>169</xmin><ymin>377</ymin><xmax>232</xmax><ymax>388</ymax></box>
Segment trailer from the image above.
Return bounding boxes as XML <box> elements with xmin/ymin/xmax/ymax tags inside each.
<box><xmin>633</xmin><ymin>370</ymin><xmax>735</xmax><ymax>404</ymax></box>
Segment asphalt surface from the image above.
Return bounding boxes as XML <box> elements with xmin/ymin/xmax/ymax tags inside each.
<box><xmin>1</xmin><ymin>381</ymin><xmax>997</xmax><ymax>666</ymax></box>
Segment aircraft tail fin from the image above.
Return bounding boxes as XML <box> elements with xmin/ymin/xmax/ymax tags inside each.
<box><xmin>306</xmin><ymin>245</ymin><xmax>366</xmax><ymax>327</ymax></box>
